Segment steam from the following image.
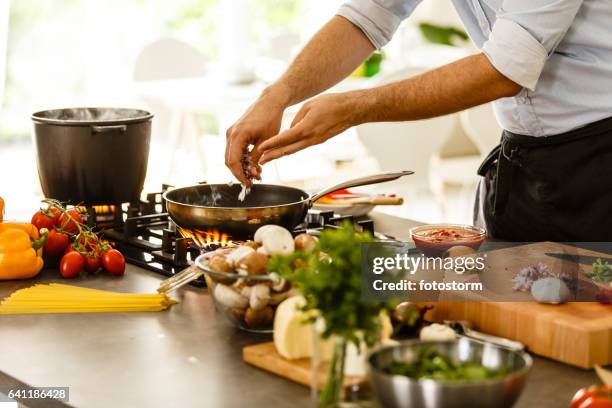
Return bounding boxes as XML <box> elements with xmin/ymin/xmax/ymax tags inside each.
<box><xmin>34</xmin><ymin>108</ymin><xmax>151</xmax><ymax>123</ymax></box>
<box><xmin>196</xmin><ymin>185</ymin><xmax>222</xmax><ymax>207</ymax></box>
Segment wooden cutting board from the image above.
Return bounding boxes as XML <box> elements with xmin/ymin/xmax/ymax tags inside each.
<box><xmin>243</xmin><ymin>342</ymin><xmax>366</xmax><ymax>389</ymax></box>
<box><xmin>429</xmin><ymin>242</ymin><xmax>612</xmax><ymax>369</ymax></box>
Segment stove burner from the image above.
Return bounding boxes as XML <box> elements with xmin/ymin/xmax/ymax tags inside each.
<box><xmin>87</xmin><ymin>184</ymin><xmax>381</xmax><ymax>287</ymax></box>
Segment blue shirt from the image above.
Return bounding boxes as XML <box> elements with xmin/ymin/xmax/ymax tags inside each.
<box><xmin>337</xmin><ymin>0</ymin><xmax>612</xmax><ymax>136</ymax></box>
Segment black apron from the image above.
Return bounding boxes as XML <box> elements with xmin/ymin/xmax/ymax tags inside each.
<box><xmin>475</xmin><ymin>116</ymin><xmax>612</xmax><ymax>241</ymax></box>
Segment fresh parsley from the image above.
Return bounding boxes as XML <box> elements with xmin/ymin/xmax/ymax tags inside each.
<box><xmin>268</xmin><ymin>222</ymin><xmax>389</xmax><ymax>347</ymax></box>
<box><xmin>589</xmin><ymin>258</ymin><xmax>612</xmax><ymax>285</ymax></box>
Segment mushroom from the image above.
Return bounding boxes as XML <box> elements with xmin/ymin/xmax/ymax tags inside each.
<box><xmin>226</xmin><ymin>245</ymin><xmax>255</xmax><ymax>267</ymax></box>
<box><xmin>254</xmin><ymin>225</ymin><xmax>288</xmax><ymax>244</ymax></box>
<box><xmin>208</xmin><ymin>253</ymin><xmax>233</xmax><ymax>272</ymax></box>
<box><xmin>261</xmin><ymin>229</ymin><xmax>294</xmax><ymax>256</ymax></box>
<box><xmin>213</xmin><ymin>284</ymin><xmax>249</xmax><ymax>309</ymax></box>
<box><xmin>257</xmin><ymin>246</ymin><xmax>269</xmax><ymax>256</ymax></box>
<box><xmin>294</xmin><ymin>233</ymin><xmax>317</xmax><ymax>252</ymax></box>
<box><xmin>233</xmin><ymin>279</ymin><xmax>249</xmax><ymax>292</ymax></box>
<box><xmin>207</xmin><ymin>254</ymin><xmax>237</xmax><ymax>284</ymax></box>
<box><xmin>243</xmin><ymin>241</ymin><xmax>261</xmax><ymax>250</ymax></box>
<box><xmin>231</xmin><ymin>307</ymin><xmax>246</xmax><ymax>322</ymax></box>
<box><xmin>244</xmin><ymin>306</ymin><xmax>274</xmax><ymax>329</ymax></box>
<box><xmin>269</xmin><ymin>289</ymin><xmax>294</xmax><ymax>305</ymax></box>
<box><xmin>249</xmin><ymin>284</ymin><xmax>271</xmax><ymax>311</ymax></box>
<box><xmin>239</xmin><ymin>285</ymin><xmax>252</xmax><ymax>298</ymax></box>
<box><xmin>271</xmin><ymin>278</ymin><xmax>290</xmax><ymax>293</ymax></box>
<box><xmin>236</xmin><ymin>252</ymin><xmax>269</xmax><ymax>276</ymax></box>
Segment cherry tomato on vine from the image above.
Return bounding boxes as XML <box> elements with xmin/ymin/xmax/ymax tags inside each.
<box><xmin>56</xmin><ymin>208</ymin><xmax>83</xmax><ymax>235</ymax></box>
<box><xmin>85</xmin><ymin>253</ymin><xmax>102</xmax><ymax>273</ymax></box>
<box><xmin>31</xmin><ymin>207</ymin><xmax>60</xmax><ymax>231</ymax></box>
<box><xmin>44</xmin><ymin>230</ymin><xmax>69</xmax><ymax>257</ymax></box>
<box><xmin>60</xmin><ymin>251</ymin><xmax>85</xmax><ymax>278</ymax></box>
<box><xmin>102</xmin><ymin>249</ymin><xmax>126</xmax><ymax>276</ymax></box>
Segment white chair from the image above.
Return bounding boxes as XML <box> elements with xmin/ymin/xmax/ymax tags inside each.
<box><xmin>428</xmin><ymin>103</ymin><xmax>502</xmax><ymax>220</ymax></box>
<box><xmin>134</xmin><ymin>38</ymin><xmax>207</xmax><ymax>82</ymax></box>
<box><xmin>459</xmin><ymin>102</ymin><xmax>502</xmax><ymax>156</ymax></box>
<box><xmin>133</xmin><ymin>38</ymin><xmax>208</xmax><ymax>180</ymax></box>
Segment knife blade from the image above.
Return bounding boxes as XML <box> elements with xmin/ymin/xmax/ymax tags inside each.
<box><xmin>544</xmin><ymin>252</ymin><xmax>612</xmax><ymax>266</ymax></box>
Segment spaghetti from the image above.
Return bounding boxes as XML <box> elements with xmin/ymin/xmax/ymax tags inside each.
<box><xmin>0</xmin><ymin>283</ymin><xmax>177</xmax><ymax>314</ymax></box>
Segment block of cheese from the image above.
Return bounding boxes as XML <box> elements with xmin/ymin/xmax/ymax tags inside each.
<box><xmin>273</xmin><ymin>296</ymin><xmax>334</xmax><ymax>360</ymax></box>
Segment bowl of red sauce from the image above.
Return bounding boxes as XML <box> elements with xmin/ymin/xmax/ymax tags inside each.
<box><xmin>410</xmin><ymin>224</ymin><xmax>486</xmax><ymax>257</ymax></box>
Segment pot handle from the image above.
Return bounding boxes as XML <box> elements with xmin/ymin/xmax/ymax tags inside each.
<box><xmin>308</xmin><ymin>170</ymin><xmax>414</xmax><ymax>204</ymax></box>
<box><xmin>91</xmin><ymin>125</ymin><xmax>127</xmax><ymax>133</ymax></box>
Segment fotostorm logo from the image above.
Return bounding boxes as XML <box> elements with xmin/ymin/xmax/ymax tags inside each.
<box><xmin>371</xmin><ymin>253</ymin><xmax>487</xmax><ymax>275</ymax></box>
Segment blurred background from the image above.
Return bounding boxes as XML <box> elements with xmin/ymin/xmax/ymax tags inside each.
<box><xmin>0</xmin><ymin>0</ymin><xmax>502</xmax><ymax>223</ymax></box>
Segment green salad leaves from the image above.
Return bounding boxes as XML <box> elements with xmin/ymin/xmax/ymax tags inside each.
<box><xmin>384</xmin><ymin>348</ymin><xmax>508</xmax><ymax>382</ymax></box>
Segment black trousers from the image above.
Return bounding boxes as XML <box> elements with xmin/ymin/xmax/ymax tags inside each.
<box><xmin>476</xmin><ymin>116</ymin><xmax>612</xmax><ymax>242</ymax></box>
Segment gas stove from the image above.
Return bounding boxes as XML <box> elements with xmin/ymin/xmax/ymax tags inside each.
<box><xmin>87</xmin><ymin>185</ymin><xmax>380</xmax><ymax>286</ymax></box>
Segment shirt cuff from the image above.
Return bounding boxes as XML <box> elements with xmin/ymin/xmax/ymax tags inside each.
<box><xmin>482</xmin><ymin>18</ymin><xmax>548</xmax><ymax>91</ymax></box>
<box><xmin>337</xmin><ymin>0</ymin><xmax>402</xmax><ymax>50</ymax></box>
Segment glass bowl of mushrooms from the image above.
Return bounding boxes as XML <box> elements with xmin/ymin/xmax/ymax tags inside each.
<box><xmin>195</xmin><ymin>225</ymin><xmax>317</xmax><ymax>333</ymax></box>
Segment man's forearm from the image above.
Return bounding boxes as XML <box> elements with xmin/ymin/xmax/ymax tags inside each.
<box><xmin>355</xmin><ymin>53</ymin><xmax>522</xmax><ymax>124</ymax></box>
<box><xmin>264</xmin><ymin>16</ymin><xmax>375</xmax><ymax>108</ymax></box>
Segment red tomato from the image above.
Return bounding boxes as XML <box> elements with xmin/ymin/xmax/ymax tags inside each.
<box><xmin>573</xmin><ymin>388</ymin><xmax>594</xmax><ymax>408</ymax></box>
<box><xmin>56</xmin><ymin>209</ymin><xmax>83</xmax><ymax>235</ymax></box>
<box><xmin>31</xmin><ymin>207</ymin><xmax>60</xmax><ymax>231</ymax></box>
<box><xmin>64</xmin><ymin>243</ymin><xmax>76</xmax><ymax>255</ymax></box>
<box><xmin>44</xmin><ymin>230</ymin><xmax>69</xmax><ymax>257</ymax></box>
<box><xmin>572</xmin><ymin>386</ymin><xmax>612</xmax><ymax>408</ymax></box>
<box><xmin>579</xmin><ymin>397</ymin><xmax>612</xmax><ymax>408</ymax></box>
<box><xmin>85</xmin><ymin>253</ymin><xmax>101</xmax><ymax>273</ymax></box>
<box><xmin>60</xmin><ymin>251</ymin><xmax>85</xmax><ymax>278</ymax></box>
<box><xmin>102</xmin><ymin>249</ymin><xmax>126</xmax><ymax>276</ymax></box>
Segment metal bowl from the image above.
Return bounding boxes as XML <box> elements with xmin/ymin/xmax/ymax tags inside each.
<box><xmin>368</xmin><ymin>338</ymin><xmax>532</xmax><ymax>408</ymax></box>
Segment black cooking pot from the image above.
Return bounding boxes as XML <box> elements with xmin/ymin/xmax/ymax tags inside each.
<box><xmin>32</xmin><ymin>108</ymin><xmax>153</xmax><ymax>204</ymax></box>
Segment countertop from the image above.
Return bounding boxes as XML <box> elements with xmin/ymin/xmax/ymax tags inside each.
<box><xmin>0</xmin><ymin>212</ymin><xmax>600</xmax><ymax>407</ymax></box>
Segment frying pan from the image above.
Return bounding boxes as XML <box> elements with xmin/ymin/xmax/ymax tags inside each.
<box><xmin>163</xmin><ymin>171</ymin><xmax>413</xmax><ymax>238</ymax></box>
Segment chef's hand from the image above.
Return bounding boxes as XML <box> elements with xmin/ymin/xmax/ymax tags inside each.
<box><xmin>225</xmin><ymin>91</ymin><xmax>287</xmax><ymax>186</ymax></box>
<box><xmin>258</xmin><ymin>92</ymin><xmax>363</xmax><ymax>165</ymax></box>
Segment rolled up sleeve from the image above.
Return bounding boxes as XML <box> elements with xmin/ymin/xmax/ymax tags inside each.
<box><xmin>337</xmin><ymin>0</ymin><xmax>422</xmax><ymax>49</ymax></box>
<box><xmin>483</xmin><ymin>0</ymin><xmax>584</xmax><ymax>91</ymax></box>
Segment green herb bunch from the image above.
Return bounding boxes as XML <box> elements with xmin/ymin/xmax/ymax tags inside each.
<box><xmin>268</xmin><ymin>222</ymin><xmax>389</xmax><ymax>348</ymax></box>
<box><xmin>589</xmin><ymin>258</ymin><xmax>612</xmax><ymax>284</ymax></box>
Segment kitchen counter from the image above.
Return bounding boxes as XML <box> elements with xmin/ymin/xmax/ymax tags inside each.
<box><xmin>0</xmin><ymin>212</ymin><xmax>600</xmax><ymax>407</ymax></box>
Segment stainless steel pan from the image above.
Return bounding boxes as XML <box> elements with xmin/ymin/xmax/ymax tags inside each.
<box><xmin>163</xmin><ymin>171</ymin><xmax>413</xmax><ymax>238</ymax></box>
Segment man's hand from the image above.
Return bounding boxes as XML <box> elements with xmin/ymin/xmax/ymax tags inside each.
<box><xmin>225</xmin><ymin>89</ymin><xmax>288</xmax><ymax>186</ymax></box>
<box><xmin>224</xmin><ymin>16</ymin><xmax>374</xmax><ymax>183</ymax></box>
<box><xmin>258</xmin><ymin>92</ymin><xmax>364</xmax><ymax>164</ymax></box>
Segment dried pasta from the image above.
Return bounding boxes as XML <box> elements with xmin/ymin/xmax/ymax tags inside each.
<box><xmin>0</xmin><ymin>283</ymin><xmax>177</xmax><ymax>314</ymax></box>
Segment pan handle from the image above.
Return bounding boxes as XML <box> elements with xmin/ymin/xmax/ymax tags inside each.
<box><xmin>308</xmin><ymin>170</ymin><xmax>414</xmax><ymax>205</ymax></box>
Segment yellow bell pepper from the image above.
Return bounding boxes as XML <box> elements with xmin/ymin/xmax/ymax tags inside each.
<box><xmin>0</xmin><ymin>223</ymin><xmax>46</xmax><ymax>280</ymax></box>
<box><xmin>0</xmin><ymin>222</ymin><xmax>40</xmax><ymax>241</ymax></box>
